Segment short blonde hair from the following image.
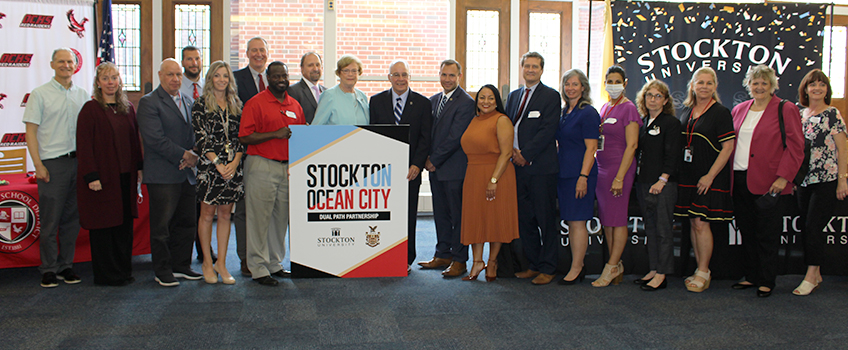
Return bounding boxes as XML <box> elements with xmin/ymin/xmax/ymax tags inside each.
<box><xmin>742</xmin><ymin>64</ymin><xmax>778</xmax><ymax>97</ymax></box>
<box><xmin>335</xmin><ymin>55</ymin><xmax>363</xmax><ymax>76</ymax></box>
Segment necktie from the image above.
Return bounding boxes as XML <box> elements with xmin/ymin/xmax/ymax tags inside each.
<box><xmin>312</xmin><ymin>85</ymin><xmax>321</xmax><ymax>103</ymax></box>
<box><xmin>394</xmin><ymin>97</ymin><xmax>403</xmax><ymax>125</ymax></box>
<box><xmin>174</xmin><ymin>95</ymin><xmax>187</xmax><ymax>122</ymax></box>
<box><xmin>436</xmin><ymin>94</ymin><xmax>448</xmax><ymax>120</ymax></box>
<box><xmin>515</xmin><ymin>88</ymin><xmax>531</xmax><ymax>125</ymax></box>
<box><xmin>192</xmin><ymin>83</ymin><xmax>199</xmax><ymax>100</ymax></box>
<box><xmin>258</xmin><ymin>74</ymin><xmax>265</xmax><ymax>92</ymax></box>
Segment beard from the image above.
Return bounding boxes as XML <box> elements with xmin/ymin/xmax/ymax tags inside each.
<box><xmin>184</xmin><ymin>68</ymin><xmax>200</xmax><ymax>80</ymax></box>
<box><xmin>269</xmin><ymin>81</ymin><xmax>289</xmax><ymax>95</ymax></box>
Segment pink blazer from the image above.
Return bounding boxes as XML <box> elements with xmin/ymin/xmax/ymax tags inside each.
<box><xmin>731</xmin><ymin>95</ymin><xmax>804</xmax><ymax>195</ymax></box>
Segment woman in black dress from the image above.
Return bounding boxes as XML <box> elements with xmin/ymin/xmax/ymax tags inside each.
<box><xmin>674</xmin><ymin>67</ymin><xmax>735</xmax><ymax>293</ymax></box>
<box><xmin>192</xmin><ymin>60</ymin><xmax>245</xmax><ymax>284</ymax></box>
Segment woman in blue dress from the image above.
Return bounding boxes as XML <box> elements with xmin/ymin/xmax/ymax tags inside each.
<box><xmin>555</xmin><ymin>69</ymin><xmax>599</xmax><ymax>285</ymax></box>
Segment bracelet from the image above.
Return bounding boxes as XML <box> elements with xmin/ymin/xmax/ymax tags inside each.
<box><xmin>613</xmin><ymin>178</ymin><xmax>623</xmax><ymax>183</ymax></box>
<box><xmin>212</xmin><ymin>156</ymin><xmax>221</xmax><ymax>165</ymax></box>
<box><xmin>840</xmin><ymin>173</ymin><xmax>848</xmax><ymax>179</ymax></box>
<box><xmin>658</xmin><ymin>176</ymin><xmax>668</xmax><ymax>183</ymax></box>
<box><xmin>579</xmin><ymin>174</ymin><xmax>589</xmax><ymax>178</ymax></box>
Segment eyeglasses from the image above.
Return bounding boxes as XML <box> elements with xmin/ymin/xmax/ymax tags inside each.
<box><xmin>390</xmin><ymin>73</ymin><xmax>409</xmax><ymax>78</ymax></box>
<box><xmin>645</xmin><ymin>93</ymin><xmax>665</xmax><ymax>100</ymax></box>
<box><xmin>340</xmin><ymin>69</ymin><xmax>359</xmax><ymax>75</ymax></box>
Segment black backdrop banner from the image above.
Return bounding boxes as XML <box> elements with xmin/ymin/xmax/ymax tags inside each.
<box><xmin>612</xmin><ymin>2</ymin><xmax>827</xmax><ymax>108</ymax></box>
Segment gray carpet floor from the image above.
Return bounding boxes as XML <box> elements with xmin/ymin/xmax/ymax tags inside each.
<box><xmin>1</xmin><ymin>216</ymin><xmax>846</xmax><ymax>350</ymax></box>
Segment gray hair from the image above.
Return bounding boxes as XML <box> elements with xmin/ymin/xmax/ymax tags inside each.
<box><xmin>388</xmin><ymin>59</ymin><xmax>410</xmax><ymax>74</ymax></box>
<box><xmin>51</xmin><ymin>47</ymin><xmax>75</xmax><ymax>62</ymax></box>
<box><xmin>560</xmin><ymin>69</ymin><xmax>592</xmax><ymax>109</ymax></box>
<box><xmin>743</xmin><ymin>64</ymin><xmax>778</xmax><ymax>97</ymax></box>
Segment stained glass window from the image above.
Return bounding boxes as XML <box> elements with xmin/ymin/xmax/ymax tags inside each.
<box><xmin>111</xmin><ymin>4</ymin><xmax>141</xmax><ymax>91</ymax></box>
<box><xmin>529</xmin><ymin>12</ymin><xmax>561</xmax><ymax>90</ymax></box>
<box><xmin>175</xmin><ymin>4</ymin><xmax>211</xmax><ymax>76</ymax></box>
<box><xmin>823</xmin><ymin>26</ymin><xmax>846</xmax><ymax>99</ymax></box>
<box><xmin>466</xmin><ymin>10</ymin><xmax>500</xmax><ymax>92</ymax></box>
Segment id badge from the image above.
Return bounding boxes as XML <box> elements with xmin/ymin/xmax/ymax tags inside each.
<box><xmin>683</xmin><ymin>147</ymin><xmax>693</xmax><ymax>163</ymax></box>
<box><xmin>225</xmin><ymin>144</ymin><xmax>234</xmax><ymax>162</ymax></box>
<box><xmin>598</xmin><ymin>135</ymin><xmax>605</xmax><ymax>151</ymax></box>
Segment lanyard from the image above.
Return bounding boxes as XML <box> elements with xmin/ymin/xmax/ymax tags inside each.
<box><xmin>599</xmin><ymin>96</ymin><xmax>624</xmax><ymax>134</ymax></box>
<box><xmin>686</xmin><ymin>98</ymin><xmax>713</xmax><ymax>148</ymax></box>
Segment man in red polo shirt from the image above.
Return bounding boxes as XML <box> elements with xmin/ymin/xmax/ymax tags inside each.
<box><xmin>239</xmin><ymin>61</ymin><xmax>305</xmax><ymax>286</ymax></box>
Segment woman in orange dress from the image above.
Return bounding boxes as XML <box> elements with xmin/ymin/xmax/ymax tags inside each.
<box><xmin>459</xmin><ymin>84</ymin><xmax>519</xmax><ymax>282</ymax></box>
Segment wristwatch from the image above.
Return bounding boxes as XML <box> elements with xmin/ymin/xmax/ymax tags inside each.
<box><xmin>490</xmin><ymin>177</ymin><xmax>498</xmax><ymax>184</ymax></box>
<box><xmin>212</xmin><ymin>156</ymin><xmax>222</xmax><ymax>165</ymax></box>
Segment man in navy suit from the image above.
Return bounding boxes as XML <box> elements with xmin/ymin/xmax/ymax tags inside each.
<box><xmin>288</xmin><ymin>52</ymin><xmax>326</xmax><ymax>124</ymax></box>
<box><xmin>505</xmin><ymin>52</ymin><xmax>561</xmax><ymax>285</ymax></box>
<box><xmin>231</xmin><ymin>36</ymin><xmax>269</xmax><ymax>277</ymax></box>
<box><xmin>419</xmin><ymin>59</ymin><xmax>475</xmax><ymax>277</ymax></box>
<box><xmin>137</xmin><ymin>59</ymin><xmax>201</xmax><ymax>287</ymax></box>
<box><xmin>369</xmin><ymin>60</ymin><xmax>433</xmax><ymax>271</ymax></box>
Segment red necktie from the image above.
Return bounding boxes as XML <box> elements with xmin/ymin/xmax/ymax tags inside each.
<box><xmin>515</xmin><ymin>88</ymin><xmax>530</xmax><ymax>125</ymax></box>
<box><xmin>192</xmin><ymin>83</ymin><xmax>199</xmax><ymax>100</ymax></box>
<box><xmin>258</xmin><ymin>74</ymin><xmax>266</xmax><ymax>92</ymax></box>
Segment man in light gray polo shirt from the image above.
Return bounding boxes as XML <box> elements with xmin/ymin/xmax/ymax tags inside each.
<box><xmin>23</xmin><ymin>47</ymin><xmax>88</xmax><ymax>288</ymax></box>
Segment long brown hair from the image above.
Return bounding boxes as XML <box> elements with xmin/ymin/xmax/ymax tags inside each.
<box><xmin>93</xmin><ymin>62</ymin><xmax>130</xmax><ymax>114</ymax></box>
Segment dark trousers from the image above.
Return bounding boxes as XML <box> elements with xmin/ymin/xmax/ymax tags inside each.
<box><xmin>636</xmin><ymin>181</ymin><xmax>677</xmax><ymax>275</ymax></box>
<box><xmin>37</xmin><ymin>157</ymin><xmax>80</xmax><ymax>274</ymax></box>
<box><xmin>516</xmin><ymin>171</ymin><xmax>559</xmax><ymax>275</ymax></box>
<box><xmin>797</xmin><ymin>180</ymin><xmax>837</xmax><ymax>266</ymax></box>
<box><xmin>733</xmin><ymin>171</ymin><xmax>783</xmax><ymax>289</ymax></box>
<box><xmin>147</xmin><ymin>181</ymin><xmax>196</xmax><ymax>278</ymax></box>
<box><xmin>430</xmin><ymin>176</ymin><xmax>467</xmax><ymax>262</ymax></box>
<box><xmin>89</xmin><ymin>173</ymin><xmax>134</xmax><ymax>285</ymax></box>
<box><xmin>234</xmin><ymin>198</ymin><xmax>247</xmax><ymax>262</ymax></box>
<box><xmin>408</xmin><ymin>176</ymin><xmax>421</xmax><ymax>265</ymax></box>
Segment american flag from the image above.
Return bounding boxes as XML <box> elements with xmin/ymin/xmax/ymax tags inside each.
<box><xmin>98</xmin><ymin>0</ymin><xmax>114</xmax><ymax>65</ymax></box>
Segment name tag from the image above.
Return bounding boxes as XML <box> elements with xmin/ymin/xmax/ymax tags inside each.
<box><xmin>285</xmin><ymin>111</ymin><xmax>297</xmax><ymax>119</ymax></box>
<box><xmin>648</xmin><ymin>126</ymin><xmax>660</xmax><ymax>136</ymax></box>
<box><xmin>604</xmin><ymin>118</ymin><xmax>617</xmax><ymax>124</ymax></box>
<box><xmin>528</xmin><ymin>111</ymin><xmax>541</xmax><ymax>119</ymax></box>
<box><xmin>810</xmin><ymin>116</ymin><xmax>821</xmax><ymax>124</ymax></box>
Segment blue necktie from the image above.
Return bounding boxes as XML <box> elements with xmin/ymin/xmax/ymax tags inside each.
<box><xmin>436</xmin><ymin>94</ymin><xmax>448</xmax><ymax>120</ymax></box>
<box><xmin>394</xmin><ymin>97</ymin><xmax>403</xmax><ymax>125</ymax></box>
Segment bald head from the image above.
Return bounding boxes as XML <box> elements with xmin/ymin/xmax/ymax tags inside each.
<box><xmin>159</xmin><ymin>58</ymin><xmax>183</xmax><ymax>96</ymax></box>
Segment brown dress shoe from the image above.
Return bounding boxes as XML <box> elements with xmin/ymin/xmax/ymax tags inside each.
<box><xmin>531</xmin><ymin>273</ymin><xmax>555</xmax><ymax>285</ymax></box>
<box><xmin>515</xmin><ymin>269</ymin><xmax>541</xmax><ymax>279</ymax></box>
<box><xmin>240</xmin><ymin>260</ymin><xmax>251</xmax><ymax>277</ymax></box>
<box><xmin>441</xmin><ymin>261</ymin><xmax>467</xmax><ymax>277</ymax></box>
<box><xmin>418</xmin><ymin>257</ymin><xmax>452</xmax><ymax>269</ymax></box>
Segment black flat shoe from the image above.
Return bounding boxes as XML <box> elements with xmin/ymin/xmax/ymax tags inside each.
<box><xmin>557</xmin><ymin>270</ymin><xmax>585</xmax><ymax>285</ymax></box>
<box><xmin>640</xmin><ymin>278</ymin><xmax>667</xmax><ymax>291</ymax></box>
<box><xmin>633</xmin><ymin>278</ymin><xmax>651</xmax><ymax>285</ymax></box>
<box><xmin>757</xmin><ymin>288</ymin><xmax>772</xmax><ymax>298</ymax></box>
<box><xmin>732</xmin><ymin>282</ymin><xmax>755</xmax><ymax>290</ymax></box>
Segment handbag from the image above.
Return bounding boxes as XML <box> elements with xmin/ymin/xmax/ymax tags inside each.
<box><xmin>777</xmin><ymin>99</ymin><xmax>811</xmax><ymax>185</ymax></box>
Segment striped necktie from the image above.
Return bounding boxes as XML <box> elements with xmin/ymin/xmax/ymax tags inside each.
<box><xmin>436</xmin><ymin>94</ymin><xmax>448</xmax><ymax>120</ymax></box>
<box><xmin>394</xmin><ymin>97</ymin><xmax>403</xmax><ymax>124</ymax></box>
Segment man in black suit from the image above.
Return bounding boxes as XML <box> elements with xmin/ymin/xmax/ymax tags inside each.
<box><xmin>419</xmin><ymin>59</ymin><xmax>475</xmax><ymax>278</ymax></box>
<box><xmin>288</xmin><ymin>52</ymin><xmax>326</xmax><ymax>124</ymax></box>
<box><xmin>505</xmin><ymin>52</ymin><xmax>561</xmax><ymax>285</ymax></box>
<box><xmin>137</xmin><ymin>59</ymin><xmax>202</xmax><ymax>286</ymax></box>
<box><xmin>369</xmin><ymin>60</ymin><xmax>433</xmax><ymax>271</ymax></box>
<box><xmin>232</xmin><ymin>36</ymin><xmax>269</xmax><ymax>277</ymax></box>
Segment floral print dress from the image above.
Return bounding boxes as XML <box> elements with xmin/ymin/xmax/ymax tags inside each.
<box><xmin>801</xmin><ymin>106</ymin><xmax>846</xmax><ymax>186</ymax></box>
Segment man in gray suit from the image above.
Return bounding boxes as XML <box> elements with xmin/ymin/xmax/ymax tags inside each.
<box><xmin>419</xmin><ymin>59</ymin><xmax>475</xmax><ymax>277</ymax></box>
<box><xmin>288</xmin><ymin>52</ymin><xmax>326</xmax><ymax>124</ymax></box>
<box><xmin>137</xmin><ymin>59</ymin><xmax>201</xmax><ymax>287</ymax></box>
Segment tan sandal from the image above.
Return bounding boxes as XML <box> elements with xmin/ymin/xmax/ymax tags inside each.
<box><xmin>686</xmin><ymin>270</ymin><xmax>710</xmax><ymax>292</ymax></box>
<box><xmin>792</xmin><ymin>280</ymin><xmax>819</xmax><ymax>296</ymax></box>
<box><xmin>591</xmin><ymin>263</ymin><xmax>623</xmax><ymax>287</ymax></box>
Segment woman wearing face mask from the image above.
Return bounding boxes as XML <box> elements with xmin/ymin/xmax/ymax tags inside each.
<box><xmin>675</xmin><ymin>67</ymin><xmax>735</xmax><ymax>293</ymax></box>
<box><xmin>592</xmin><ymin>65</ymin><xmax>642</xmax><ymax>287</ymax></box>
<box><xmin>730</xmin><ymin>65</ymin><xmax>804</xmax><ymax>298</ymax></box>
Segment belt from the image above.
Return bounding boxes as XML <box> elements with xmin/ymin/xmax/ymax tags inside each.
<box><xmin>51</xmin><ymin>152</ymin><xmax>76</xmax><ymax>159</ymax></box>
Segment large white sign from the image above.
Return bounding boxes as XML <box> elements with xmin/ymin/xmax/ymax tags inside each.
<box><xmin>289</xmin><ymin>125</ymin><xmax>408</xmax><ymax>278</ymax></box>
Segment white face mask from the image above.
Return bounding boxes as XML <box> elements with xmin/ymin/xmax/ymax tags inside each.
<box><xmin>606</xmin><ymin>84</ymin><xmax>625</xmax><ymax>99</ymax></box>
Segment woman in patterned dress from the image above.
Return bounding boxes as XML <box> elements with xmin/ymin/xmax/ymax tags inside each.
<box><xmin>191</xmin><ymin>60</ymin><xmax>245</xmax><ymax>285</ymax></box>
<box><xmin>794</xmin><ymin>69</ymin><xmax>848</xmax><ymax>296</ymax></box>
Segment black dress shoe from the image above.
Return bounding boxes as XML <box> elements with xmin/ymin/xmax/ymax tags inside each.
<box><xmin>732</xmin><ymin>282</ymin><xmax>756</xmax><ymax>290</ymax></box>
<box><xmin>254</xmin><ymin>276</ymin><xmax>279</xmax><ymax>286</ymax></box>
<box><xmin>271</xmin><ymin>269</ymin><xmax>291</xmax><ymax>278</ymax></box>
<box><xmin>640</xmin><ymin>278</ymin><xmax>668</xmax><ymax>291</ymax></box>
<box><xmin>757</xmin><ymin>288</ymin><xmax>772</xmax><ymax>298</ymax></box>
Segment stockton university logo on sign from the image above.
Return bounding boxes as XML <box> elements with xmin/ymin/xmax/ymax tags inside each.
<box><xmin>0</xmin><ymin>191</ymin><xmax>40</xmax><ymax>254</ymax></box>
<box><xmin>612</xmin><ymin>2</ymin><xmax>827</xmax><ymax>107</ymax></box>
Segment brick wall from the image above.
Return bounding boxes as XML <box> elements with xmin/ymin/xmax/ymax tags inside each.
<box><xmin>230</xmin><ymin>0</ymin><xmax>450</xmax><ymax>98</ymax></box>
